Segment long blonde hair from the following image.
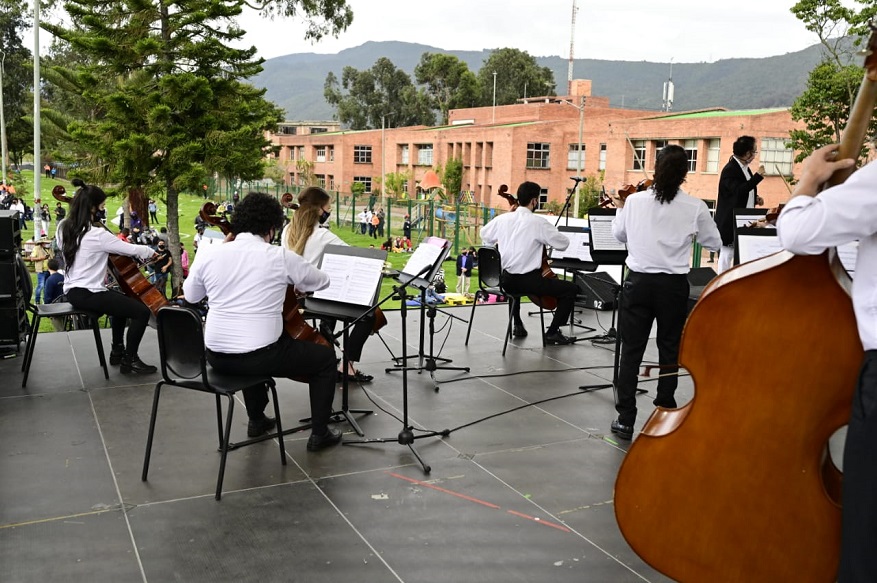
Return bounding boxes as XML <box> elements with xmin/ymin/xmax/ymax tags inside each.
<box><xmin>286</xmin><ymin>186</ymin><xmax>331</xmax><ymax>255</ymax></box>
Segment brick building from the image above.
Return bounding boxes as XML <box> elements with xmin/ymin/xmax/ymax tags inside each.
<box><xmin>268</xmin><ymin>79</ymin><xmax>803</xmax><ymax>211</ymax></box>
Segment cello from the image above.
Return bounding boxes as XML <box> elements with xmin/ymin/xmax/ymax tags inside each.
<box><xmin>612</xmin><ymin>30</ymin><xmax>877</xmax><ymax>583</ymax></box>
<box><xmin>495</xmin><ymin>184</ymin><xmax>559</xmax><ymax>310</ymax></box>
<box><xmin>53</xmin><ymin>185</ymin><xmax>169</xmax><ymax>316</ymax></box>
<box><xmin>198</xmin><ymin>201</ymin><xmax>331</xmax><ymax>350</ymax></box>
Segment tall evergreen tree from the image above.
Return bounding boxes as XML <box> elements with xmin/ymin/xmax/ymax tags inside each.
<box><xmin>0</xmin><ymin>0</ymin><xmax>33</xmax><ymax>168</ymax></box>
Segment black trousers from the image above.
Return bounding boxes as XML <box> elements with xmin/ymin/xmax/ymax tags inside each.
<box><xmin>66</xmin><ymin>288</ymin><xmax>151</xmax><ymax>358</ymax></box>
<box><xmin>838</xmin><ymin>350</ymin><xmax>877</xmax><ymax>582</ymax></box>
<box><xmin>615</xmin><ymin>271</ymin><xmax>689</xmax><ymax>426</ymax></box>
<box><xmin>501</xmin><ymin>269</ymin><xmax>577</xmax><ymax>332</ymax></box>
<box><xmin>207</xmin><ymin>334</ymin><xmax>336</xmax><ymax>435</ymax></box>
<box><xmin>320</xmin><ymin>315</ymin><xmax>372</xmax><ymax>363</ymax></box>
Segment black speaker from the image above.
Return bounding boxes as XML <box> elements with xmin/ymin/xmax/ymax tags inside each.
<box><xmin>688</xmin><ymin>267</ymin><xmax>717</xmax><ymax>313</ymax></box>
<box><xmin>575</xmin><ymin>271</ymin><xmax>619</xmax><ymax>311</ymax></box>
<box><xmin>0</xmin><ymin>211</ymin><xmax>22</xmax><ymax>256</ymax></box>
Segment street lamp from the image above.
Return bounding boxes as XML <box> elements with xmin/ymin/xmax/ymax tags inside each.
<box><xmin>0</xmin><ymin>50</ymin><xmax>8</xmax><ymax>186</ymax></box>
<box><xmin>562</xmin><ymin>96</ymin><xmax>586</xmax><ymax>217</ymax></box>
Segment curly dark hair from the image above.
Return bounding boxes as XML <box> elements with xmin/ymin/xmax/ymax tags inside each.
<box><xmin>230</xmin><ymin>192</ymin><xmax>284</xmax><ymax>237</ymax></box>
<box><xmin>653</xmin><ymin>145</ymin><xmax>688</xmax><ymax>204</ymax></box>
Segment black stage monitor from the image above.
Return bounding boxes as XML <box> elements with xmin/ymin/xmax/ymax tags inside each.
<box><xmin>586</xmin><ymin>207</ymin><xmax>627</xmax><ymax>265</ymax></box>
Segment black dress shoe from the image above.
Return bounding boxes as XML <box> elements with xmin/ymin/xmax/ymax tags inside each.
<box><xmin>610</xmin><ymin>419</ymin><xmax>634</xmax><ymax>440</ymax></box>
<box><xmin>120</xmin><ymin>355</ymin><xmax>157</xmax><ymax>375</ymax></box>
<box><xmin>337</xmin><ymin>369</ymin><xmax>374</xmax><ymax>384</ymax></box>
<box><xmin>109</xmin><ymin>344</ymin><xmax>125</xmax><ymax>366</ymax></box>
<box><xmin>307</xmin><ymin>427</ymin><xmax>343</xmax><ymax>451</ymax></box>
<box><xmin>247</xmin><ymin>416</ymin><xmax>277</xmax><ymax>437</ymax></box>
<box><xmin>545</xmin><ymin>330</ymin><xmax>574</xmax><ymax>345</ymax></box>
<box><xmin>512</xmin><ymin>325</ymin><xmax>528</xmax><ymax>338</ymax></box>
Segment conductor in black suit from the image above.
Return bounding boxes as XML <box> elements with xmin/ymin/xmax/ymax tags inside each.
<box><xmin>714</xmin><ymin>136</ymin><xmax>764</xmax><ymax>273</ymax></box>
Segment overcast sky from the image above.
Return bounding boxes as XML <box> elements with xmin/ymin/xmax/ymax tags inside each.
<box><xmin>235</xmin><ymin>0</ymin><xmax>840</xmax><ymax>64</ymax></box>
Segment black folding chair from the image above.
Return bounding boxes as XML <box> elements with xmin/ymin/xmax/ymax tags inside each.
<box><xmin>18</xmin><ymin>255</ymin><xmax>109</xmax><ymax>387</ymax></box>
<box><xmin>141</xmin><ymin>306</ymin><xmax>286</xmax><ymax>500</ymax></box>
<box><xmin>464</xmin><ymin>247</ymin><xmax>545</xmax><ymax>356</ymax></box>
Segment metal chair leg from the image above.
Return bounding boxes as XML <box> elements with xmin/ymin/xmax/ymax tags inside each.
<box><xmin>21</xmin><ymin>314</ymin><xmax>41</xmax><ymax>387</ymax></box>
<box><xmin>502</xmin><ymin>297</ymin><xmax>517</xmax><ymax>357</ymax></box>
<box><xmin>269</xmin><ymin>382</ymin><xmax>287</xmax><ymax>465</ymax></box>
<box><xmin>141</xmin><ymin>382</ymin><xmax>163</xmax><ymax>481</ymax></box>
<box><xmin>89</xmin><ymin>315</ymin><xmax>109</xmax><ymax>379</ymax></box>
<box><xmin>464</xmin><ymin>295</ymin><xmax>479</xmax><ymax>346</ymax></box>
<box><xmin>216</xmin><ymin>395</ymin><xmax>235</xmax><ymax>500</ymax></box>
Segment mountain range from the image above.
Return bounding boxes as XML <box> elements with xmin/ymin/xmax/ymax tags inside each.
<box><xmin>251</xmin><ymin>40</ymin><xmax>834</xmax><ymax>122</ymax></box>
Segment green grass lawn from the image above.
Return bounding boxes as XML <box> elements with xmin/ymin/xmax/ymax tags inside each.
<box><xmin>18</xmin><ymin>171</ymin><xmax>474</xmax><ymax>332</ymax></box>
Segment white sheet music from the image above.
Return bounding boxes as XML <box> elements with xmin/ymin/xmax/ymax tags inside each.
<box><xmin>589</xmin><ymin>215</ymin><xmax>626</xmax><ymax>251</ymax></box>
<box><xmin>557</xmin><ymin>231</ymin><xmax>593</xmax><ymax>262</ymax></box>
<box><xmin>402</xmin><ymin>238</ymin><xmax>447</xmax><ymax>277</ymax></box>
<box><xmin>737</xmin><ymin>233</ymin><xmax>783</xmax><ymax>263</ymax></box>
<box><xmin>838</xmin><ymin>242</ymin><xmax>858</xmax><ymax>275</ymax></box>
<box><xmin>312</xmin><ymin>254</ymin><xmax>384</xmax><ymax>306</ymax></box>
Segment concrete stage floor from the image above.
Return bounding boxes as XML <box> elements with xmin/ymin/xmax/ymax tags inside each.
<box><xmin>1</xmin><ymin>302</ymin><xmax>690</xmax><ymax>582</ymax></box>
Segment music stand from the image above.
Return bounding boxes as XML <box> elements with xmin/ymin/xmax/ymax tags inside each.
<box><xmin>302</xmin><ymin>245</ymin><xmax>387</xmax><ymax>436</ymax></box>
<box><xmin>550</xmin><ymin>225</ymin><xmax>598</xmax><ymax>336</ymax></box>
<box><xmin>344</xmin><ymin>264</ymin><xmax>451</xmax><ymax>474</ymax></box>
<box><xmin>385</xmin><ymin>238</ymin><xmax>470</xmax><ymax>389</ymax></box>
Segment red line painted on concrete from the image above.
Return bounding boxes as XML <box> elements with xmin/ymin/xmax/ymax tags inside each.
<box><xmin>388</xmin><ymin>472</ymin><xmax>501</xmax><ymax>509</ymax></box>
<box><xmin>505</xmin><ymin>509</ymin><xmax>571</xmax><ymax>532</ymax></box>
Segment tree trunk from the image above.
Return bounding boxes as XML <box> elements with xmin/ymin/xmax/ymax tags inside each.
<box><xmin>165</xmin><ymin>179</ymin><xmax>184</xmax><ymax>299</ymax></box>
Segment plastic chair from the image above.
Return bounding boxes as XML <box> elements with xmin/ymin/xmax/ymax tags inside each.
<box><xmin>141</xmin><ymin>306</ymin><xmax>286</xmax><ymax>500</ymax></box>
<box><xmin>18</xmin><ymin>255</ymin><xmax>109</xmax><ymax>388</ymax></box>
<box><xmin>464</xmin><ymin>247</ymin><xmax>545</xmax><ymax>356</ymax></box>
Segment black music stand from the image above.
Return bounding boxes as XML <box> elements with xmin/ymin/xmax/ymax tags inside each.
<box><xmin>301</xmin><ymin>245</ymin><xmax>387</xmax><ymax>436</ymax></box>
<box><xmin>345</xmin><ymin>267</ymin><xmax>450</xmax><ymax>473</ymax></box>
<box><xmin>385</xmin><ymin>241</ymin><xmax>469</xmax><ymax>389</ymax></box>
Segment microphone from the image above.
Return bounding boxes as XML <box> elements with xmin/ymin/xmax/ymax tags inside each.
<box><xmin>570</xmin><ymin>176</ymin><xmax>584</xmax><ymax>184</ymax></box>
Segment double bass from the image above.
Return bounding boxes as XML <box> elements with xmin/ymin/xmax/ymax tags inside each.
<box><xmin>612</xmin><ymin>29</ymin><xmax>877</xmax><ymax>582</ymax></box>
<box><xmin>495</xmin><ymin>184</ymin><xmax>558</xmax><ymax>310</ymax></box>
<box><xmin>53</xmin><ymin>185</ymin><xmax>169</xmax><ymax>316</ymax></box>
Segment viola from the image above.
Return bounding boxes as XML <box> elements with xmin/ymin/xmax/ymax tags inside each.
<box><xmin>198</xmin><ymin>201</ymin><xmax>331</xmax><ymax>355</ymax></box>
<box><xmin>53</xmin><ymin>185</ymin><xmax>168</xmax><ymax>316</ymax></box>
<box><xmin>496</xmin><ymin>184</ymin><xmax>558</xmax><ymax>311</ymax></box>
<box><xmin>612</xmin><ymin>29</ymin><xmax>876</xmax><ymax>582</ymax></box>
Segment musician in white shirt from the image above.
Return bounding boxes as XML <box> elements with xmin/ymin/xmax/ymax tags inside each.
<box><xmin>609</xmin><ymin>145</ymin><xmax>722</xmax><ymax>440</ymax></box>
<box><xmin>776</xmin><ymin>144</ymin><xmax>875</xmax><ymax>582</ymax></box>
<box><xmin>58</xmin><ymin>179</ymin><xmax>159</xmax><ymax>374</ymax></box>
<box><xmin>183</xmin><ymin>192</ymin><xmax>342</xmax><ymax>450</ymax></box>
<box><xmin>480</xmin><ymin>181</ymin><xmax>578</xmax><ymax>345</ymax></box>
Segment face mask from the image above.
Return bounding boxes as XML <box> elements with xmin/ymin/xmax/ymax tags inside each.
<box><xmin>319</xmin><ymin>210</ymin><xmax>331</xmax><ymax>224</ymax></box>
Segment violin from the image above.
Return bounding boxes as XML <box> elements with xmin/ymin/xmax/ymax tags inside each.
<box><xmin>601</xmin><ymin>178</ymin><xmax>653</xmax><ymax>208</ymax></box>
<box><xmin>198</xmin><ymin>201</ymin><xmax>332</xmax><ymax>355</ymax></box>
<box><xmin>496</xmin><ymin>184</ymin><xmax>558</xmax><ymax>311</ymax></box>
<box><xmin>53</xmin><ymin>185</ymin><xmax>169</xmax><ymax>316</ymax></box>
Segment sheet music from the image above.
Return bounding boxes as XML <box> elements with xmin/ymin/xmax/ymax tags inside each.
<box><xmin>312</xmin><ymin>254</ymin><xmax>384</xmax><ymax>306</ymax></box>
<box><xmin>402</xmin><ymin>238</ymin><xmax>447</xmax><ymax>277</ymax></box>
<box><xmin>557</xmin><ymin>231</ymin><xmax>593</xmax><ymax>262</ymax></box>
<box><xmin>737</xmin><ymin>233</ymin><xmax>783</xmax><ymax>264</ymax></box>
<box><xmin>838</xmin><ymin>241</ymin><xmax>858</xmax><ymax>275</ymax></box>
<box><xmin>588</xmin><ymin>215</ymin><xmax>626</xmax><ymax>252</ymax></box>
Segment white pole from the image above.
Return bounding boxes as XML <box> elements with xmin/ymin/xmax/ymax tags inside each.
<box><xmin>0</xmin><ymin>51</ymin><xmax>8</xmax><ymax>187</ymax></box>
<box><xmin>573</xmin><ymin>96</ymin><xmax>585</xmax><ymax>218</ymax></box>
<box><xmin>492</xmin><ymin>71</ymin><xmax>497</xmax><ymax>124</ymax></box>
<box><xmin>33</xmin><ymin>0</ymin><xmax>42</xmax><ymax>240</ymax></box>
<box><xmin>381</xmin><ymin>115</ymin><xmax>386</xmax><ymax>211</ymax></box>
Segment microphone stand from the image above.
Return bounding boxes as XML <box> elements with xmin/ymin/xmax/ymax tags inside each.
<box><xmin>343</xmin><ymin>264</ymin><xmax>449</xmax><ymax>473</ymax></box>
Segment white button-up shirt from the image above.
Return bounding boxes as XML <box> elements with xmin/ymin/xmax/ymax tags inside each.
<box><xmin>280</xmin><ymin>222</ymin><xmax>346</xmax><ymax>266</ymax></box>
<box><xmin>60</xmin><ymin>225</ymin><xmax>155</xmax><ymax>293</ymax></box>
<box><xmin>183</xmin><ymin>232</ymin><xmax>330</xmax><ymax>353</ymax></box>
<box><xmin>612</xmin><ymin>188</ymin><xmax>722</xmax><ymax>275</ymax></box>
<box><xmin>479</xmin><ymin>206</ymin><xmax>569</xmax><ymax>274</ymax></box>
<box><xmin>777</xmin><ymin>160</ymin><xmax>877</xmax><ymax>350</ymax></box>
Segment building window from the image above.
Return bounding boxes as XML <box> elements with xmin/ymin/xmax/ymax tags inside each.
<box><xmin>683</xmin><ymin>139</ymin><xmax>698</xmax><ymax>172</ymax></box>
<box><xmin>328</xmin><ymin>175</ymin><xmax>335</xmax><ymax>191</ymax></box>
<box><xmin>706</xmin><ymin>138</ymin><xmax>721</xmax><ymax>173</ymax></box>
<box><xmin>297</xmin><ymin>146</ymin><xmax>305</xmax><ymax>160</ymax></box>
<box><xmin>400</xmin><ymin>145</ymin><xmax>409</xmax><ymax>165</ymax></box>
<box><xmin>599</xmin><ymin>143</ymin><xmax>607</xmax><ymax>171</ymax></box>
<box><xmin>567</xmin><ymin>144</ymin><xmax>585</xmax><ymax>171</ymax></box>
<box><xmin>315</xmin><ymin>174</ymin><xmax>326</xmax><ymax>188</ymax></box>
<box><xmin>537</xmin><ymin>188</ymin><xmax>549</xmax><ymax>209</ymax></box>
<box><xmin>485</xmin><ymin>142</ymin><xmax>494</xmax><ymax>168</ymax></box>
<box><xmin>352</xmin><ymin>176</ymin><xmax>372</xmax><ymax>193</ymax></box>
<box><xmin>315</xmin><ymin>146</ymin><xmax>326</xmax><ymax>163</ymax></box>
<box><xmin>278</xmin><ymin>125</ymin><xmax>297</xmax><ymax>135</ymax></box>
<box><xmin>527</xmin><ymin>142</ymin><xmax>550</xmax><ymax>169</ymax></box>
<box><xmin>760</xmin><ymin>137</ymin><xmax>794</xmax><ymax>175</ymax></box>
<box><xmin>652</xmin><ymin>139</ymin><xmax>669</xmax><ymax>169</ymax></box>
<box><xmin>288</xmin><ymin>146</ymin><xmax>295</xmax><ymax>160</ymax></box>
<box><xmin>310</xmin><ymin>127</ymin><xmax>328</xmax><ymax>134</ymax></box>
<box><xmin>417</xmin><ymin>144</ymin><xmax>433</xmax><ymax>166</ymax></box>
<box><xmin>328</xmin><ymin>146</ymin><xmax>334</xmax><ymax>162</ymax></box>
<box><xmin>354</xmin><ymin>145</ymin><xmax>372</xmax><ymax>164</ymax></box>
<box><xmin>631</xmin><ymin>140</ymin><xmax>646</xmax><ymax>170</ymax></box>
